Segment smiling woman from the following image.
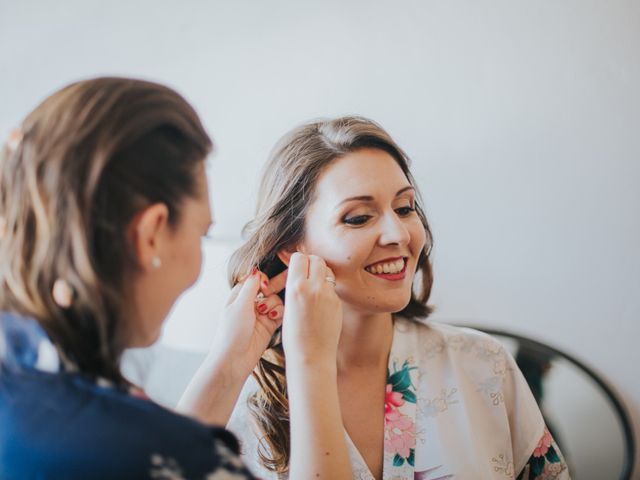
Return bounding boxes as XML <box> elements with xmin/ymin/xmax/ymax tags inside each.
<box><xmin>226</xmin><ymin>116</ymin><xmax>572</xmax><ymax>479</ymax></box>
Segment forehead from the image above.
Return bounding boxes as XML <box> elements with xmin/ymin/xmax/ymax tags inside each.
<box><xmin>314</xmin><ymin>148</ymin><xmax>410</xmax><ymax>200</ymax></box>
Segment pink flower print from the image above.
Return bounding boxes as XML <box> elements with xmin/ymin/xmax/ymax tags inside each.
<box><xmin>384</xmin><ymin>410</ymin><xmax>416</xmax><ymax>458</ymax></box>
<box><xmin>533</xmin><ymin>427</ymin><xmax>553</xmax><ymax>457</ymax></box>
<box><xmin>385</xmin><ymin>383</ymin><xmax>404</xmax><ymax>417</ymax></box>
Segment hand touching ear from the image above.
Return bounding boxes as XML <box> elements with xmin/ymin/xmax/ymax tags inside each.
<box><xmin>281</xmin><ymin>253</ymin><xmax>342</xmax><ymax>363</ymax></box>
<box><xmin>218</xmin><ymin>267</ymin><xmax>288</xmax><ymax>376</ymax></box>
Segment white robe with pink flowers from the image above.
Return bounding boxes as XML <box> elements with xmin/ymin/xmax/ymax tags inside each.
<box><xmin>227</xmin><ymin>318</ymin><xmax>570</xmax><ymax>479</ymax></box>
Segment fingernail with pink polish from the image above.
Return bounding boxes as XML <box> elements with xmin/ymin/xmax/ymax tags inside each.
<box><xmin>257</xmin><ymin>303</ymin><xmax>268</xmax><ymax>313</ymax></box>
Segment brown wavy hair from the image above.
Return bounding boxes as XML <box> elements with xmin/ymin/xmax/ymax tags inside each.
<box><xmin>227</xmin><ymin>116</ymin><xmax>434</xmax><ymax>472</ymax></box>
<box><xmin>0</xmin><ymin>77</ymin><xmax>212</xmax><ymax>382</ymax></box>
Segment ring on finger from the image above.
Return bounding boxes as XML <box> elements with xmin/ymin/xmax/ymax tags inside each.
<box><xmin>255</xmin><ymin>292</ymin><xmax>265</xmax><ymax>303</ymax></box>
<box><xmin>325</xmin><ymin>276</ymin><xmax>336</xmax><ymax>286</ymax></box>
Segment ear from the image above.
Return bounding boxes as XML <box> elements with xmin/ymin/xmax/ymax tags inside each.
<box><xmin>127</xmin><ymin>203</ymin><xmax>170</xmax><ymax>271</ymax></box>
<box><xmin>276</xmin><ymin>244</ymin><xmax>306</xmax><ymax>267</ymax></box>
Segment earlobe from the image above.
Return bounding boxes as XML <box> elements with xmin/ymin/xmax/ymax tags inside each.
<box><xmin>276</xmin><ymin>245</ymin><xmax>304</xmax><ymax>267</ymax></box>
<box><xmin>276</xmin><ymin>250</ymin><xmax>292</xmax><ymax>267</ymax></box>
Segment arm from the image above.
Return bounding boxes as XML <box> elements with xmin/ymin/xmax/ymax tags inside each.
<box><xmin>283</xmin><ymin>253</ymin><xmax>352</xmax><ymax>480</ymax></box>
<box><xmin>176</xmin><ymin>346</ymin><xmax>248</xmax><ymax>427</ymax></box>
<box><xmin>287</xmin><ymin>358</ymin><xmax>351</xmax><ymax>479</ymax></box>
<box><xmin>177</xmin><ymin>269</ymin><xmax>284</xmax><ymax>426</ymax></box>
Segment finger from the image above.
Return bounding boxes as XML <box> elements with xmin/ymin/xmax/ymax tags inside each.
<box><xmin>266</xmin><ymin>304</ymin><xmax>284</xmax><ymax>322</ymax></box>
<box><xmin>287</xmin><ymin>252</ymin><xmax>309</xmax><ymax>284</ymax></box>
<box><xmin>256</xmin><ymin>307</ymin><xmax>283</xmax><ymax>335</ymax></box>
<box><xmin>235</xmin><ymin>270</ymin><xmax>261</xmax><ymax>305</ymax></box>
<box><xmin>225</xmin><ymin>281</ymin><xmax>244</xmax><ymax>306</ymax></box>
<box><xmin>261</xmin><ymin>269</ymin><xmax>288</xmax><ymax>296</ymax></box>
<box><xmin>326</xmin><ymin>266</ymin><xmax>337</xmax><ymax>285</ymax></box>
<box><xmin>308</xmin><ymin>254</ymin><xmax>328</xmax><ymax>284</ymax></box>
<box><xmin>255</xmin><ymin>294</ymin><xmax>282</xmax><ymax>316</ymax></box>
<box><xmin>236</xmin><ymin>268</ymin><xmax>253</xmax><ymax>283</ymax></box>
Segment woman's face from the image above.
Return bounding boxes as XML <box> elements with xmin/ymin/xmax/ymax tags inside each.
<box><xmin>298</xmin><ymin>148</ymin><xmax>426</xmax><ymax>315</ymax></box>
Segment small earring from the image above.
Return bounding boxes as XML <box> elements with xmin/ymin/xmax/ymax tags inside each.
<box><xmin>151</xmin><ymin>256</ymin><xmax>162</xmax><ymax>269</ymax></box>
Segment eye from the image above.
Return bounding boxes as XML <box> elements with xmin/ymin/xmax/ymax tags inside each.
<box><xmin>395</xmin><ymin>206</ymin><xmax>415</xmax><ymax>217</ymax></box>
<box><xmin>343</xmin><ymin>214</ymin><xmax>372</xmax><ymax>226</ymax></box>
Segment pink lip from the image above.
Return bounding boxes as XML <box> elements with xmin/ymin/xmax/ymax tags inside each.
<box><xmin>364</xmin><ymin>257</ymin><xmax>408</xmax><ymax>281</ymax></box>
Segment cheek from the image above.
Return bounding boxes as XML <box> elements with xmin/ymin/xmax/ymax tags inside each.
<box><xmin>176</xmin><ymin>238</ymin><xmax>203</xmax><ymax>285</ymax></box>
<box><xmin>409</xmin><ymin>221</ymin><xmax>427</xmax><ymax>252</ymax></box>
<box><xmin>304</xmin><ymin>234</ymin><xmax>364</xmax><ymax>277</ymax></box>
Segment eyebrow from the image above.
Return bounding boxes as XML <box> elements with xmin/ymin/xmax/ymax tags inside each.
<box><xmin>337</xmin><ymin>186</ymin><xmax>415</xmax><ymax>206</ymax></box>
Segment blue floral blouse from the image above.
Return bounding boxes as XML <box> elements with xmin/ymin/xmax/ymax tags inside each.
<box><xmin>0</xmin><ymin>312</ymin><xmax>256</xmax><ymax>480</ymax></box>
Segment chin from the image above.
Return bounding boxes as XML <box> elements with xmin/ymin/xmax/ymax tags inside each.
<box><xmin>128</xmin><ymin>328</ymin><xmax>162</xmax><ymax>349</ymax></box>
<box><xmin>359</xmin><ymin>296</ymin><xmax>413</xmax><ymax>315</ymax></box>
<box><xmin>146</xmin><ymin>329</ymin><xmax>162</xmax><ymax>347</ymax></box>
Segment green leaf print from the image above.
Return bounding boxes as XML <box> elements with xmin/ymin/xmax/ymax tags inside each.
<box><xmin>408</xmin><ymin>448</ymin><xmax>415</xmax><ymax>467</ymax></box>
<box><xmin>387</xmin><ymin>360</ymin><xmax>417</xmax><ymax>395</ymax></box>
<box><xmin>545</xmin><ymin>446</ymin><xmax>560</xmax><ymax>463</ymax></box>
<box><xmin>402</xmin><ymin>389</ymin><xmax>416</xmax><ymax>404</ymax></box>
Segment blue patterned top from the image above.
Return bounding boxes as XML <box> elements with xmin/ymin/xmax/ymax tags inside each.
<box><xmin>0</xmin><ymin>312</ymin><xmax>256</xmax><ymax>479</ymax></box>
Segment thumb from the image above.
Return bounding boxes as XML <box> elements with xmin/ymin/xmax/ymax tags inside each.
<box><xmin>234</xmin><ymin>271</ymin><xmax>261</xmax><ymax>306</ymax></box>
<box><xmin>225</xmin><ymin>282</ymin><xmax>243</xmax><ymax>306</ymax></box>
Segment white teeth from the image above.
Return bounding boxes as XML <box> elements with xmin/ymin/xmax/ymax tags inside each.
<box><xmin>366</xmin><ymin>258</ymin><xmax>405</xmax><ymax>275</ymax></box>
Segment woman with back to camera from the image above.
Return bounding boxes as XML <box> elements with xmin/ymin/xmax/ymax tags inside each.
<box><xmin>0</xmin><ymin>78</ymin><xmax>351</xmax><ymax>479</ymax></box>
<box><xmin>220</xmin><ymin>116</ymin><xmax>571</xmax><ymax>479</ymax></box>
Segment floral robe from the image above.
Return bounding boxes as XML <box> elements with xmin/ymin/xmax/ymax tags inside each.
<box><xmin>0</xmin><ymin>312</ymin><xmax>255</xmax><ymax>480</ymax></box>
<box><xmin>228</xmin><ymin>318</ymin><xmax>570</xmax><ymax>479</ymax></box>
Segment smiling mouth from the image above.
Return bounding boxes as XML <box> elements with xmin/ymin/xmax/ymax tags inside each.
<box><xmin>364</xmin><ymin>257</ymin><xmax>408</xmax><ymax>280</ymax></box>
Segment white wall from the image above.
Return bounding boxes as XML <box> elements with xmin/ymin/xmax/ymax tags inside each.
<box><xmin>2</xmin><ymin>0</ymin><xmax>639</xmax><ymax>475</ymax></box>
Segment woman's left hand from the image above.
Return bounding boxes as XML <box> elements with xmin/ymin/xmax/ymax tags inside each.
<box><xmin>213</xmin><ymin>267</ymin><xmax>287</xmax><ymax>380</ymax></box>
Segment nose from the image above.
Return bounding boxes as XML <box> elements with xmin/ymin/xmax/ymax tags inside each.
<box><xmin>378</xmin><ymin>211</ymin><xmax>410</xmax><ymax>246</ymax></box>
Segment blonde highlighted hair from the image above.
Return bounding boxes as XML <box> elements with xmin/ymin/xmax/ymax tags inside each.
<box><xmin>0</xmin><ymin>77</ymin><xmax>212</xmax><ymax>381</ymax></box>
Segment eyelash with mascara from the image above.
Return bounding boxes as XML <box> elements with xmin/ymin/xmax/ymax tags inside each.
<box><xmin>342</xmin><ymin>206</ymin><xmax>415</xmax><ymax>226</ymax></box>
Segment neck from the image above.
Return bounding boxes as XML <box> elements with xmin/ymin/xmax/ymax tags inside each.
<box><xmin>336</xmin><ymin>307</ymin><xmax>394</xmax><ymax>373</ymax></box>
